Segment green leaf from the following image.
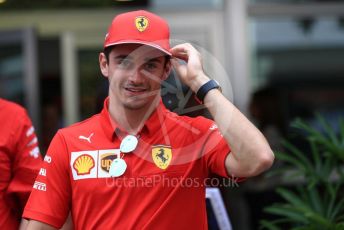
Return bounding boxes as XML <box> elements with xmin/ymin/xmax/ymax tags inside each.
<box><xmin>309</xmin><ymin>139</ymin><xmax>321</xmax><ymax>174</ymax></box>
<box><xmin>264</xmin><ymin>206</ymin><xmax>309</xmax><ymax>224</ymax></box>
<box><xmin>307</xmin><ymin>178</ymin><xmax>318</xmax><ymax>190</ymax></box>
<box><xmin>259</xmin><ymin>220</ymin><xmax>281</xmax><ymax>230</ymax></box>
<box><xmin>325</xmin><ymin>186</ymin><xmax>336</xmax><ymax>220</ymax></box>
<box><xmin>293</xmin><ymin>118</ymin><xmax>341</xmax><ymax>157</ymax></box>
<box><xmin>331</xmin><ymin>197</ymin><xmax>344</xmax><ymax>221</ymax></box>
<box><xmin>339</xmin><ymin>118</ymin><xmax>344</xmax><ymax>146</ymax></box>
<box><xmin>276</xmin><ymin>188</ymin><xmax>310</xmax><ymax>211</ymax></box>
<box><xmin>291</xmin><ymin>227</ymin><xmax>313</xmax><ymax>230</ymax></box>
<box><xmin>308</xmin><ymin>188</ymin><xmax>324</xmax><ymax>215</ymax></box>
<box><xmin>275</xmin><ymin>151</ymin><xmax>307</xmax><ymax>174</ymax></box>
<box><xmin>292</xmin><ymin>119</ymin><xmax>323</xmax><ymax>141</ymax></box>
<box><xmin>321</xmin><ymin>157</ymin><xmax>335</xmax><ymax>182</ymax></box>
<box><xmin>316</xmin><ymin>113</ymin><xmax>339</xmax><ymax>146</ymax></box>
<box><xmin>305</xmin><ymin>212</ymin><xmax>331</xmax><ymax>228</ymax></box>
<box><xmin>281</xmin><ymin>140</ymin><xmax>314</xmax><ymax>173</ymax></box>
<box><xmin>265</xmin><ymin>167</ymin><xmax>291</xmax><ymax>178</ymax></box>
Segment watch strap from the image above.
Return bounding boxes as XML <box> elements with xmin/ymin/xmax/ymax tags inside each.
<box><xmin>196</xmin><ymin>79</ymin><xmax>221</xmax><ymax>103</ymax></box>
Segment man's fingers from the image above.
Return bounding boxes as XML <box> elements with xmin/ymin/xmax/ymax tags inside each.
<box><xmin>171</xmin><ymin>52</ymin><xmax>188</xmax><ymax>62</ymax></box>
<box><xmin>170</xmin><ymin>43</ymin><xmax>202</xmax><ymax>65</ymax></box>
<box><xmin>170</xmin><ymin>43</ymin><xmax>204</xmax><ymax>86</ymax></box>
<box><xmin>170</xmin><ymin>46</ymin><xmax>189</xmax><ymax>62</ymax></box>
<box><xmin>170</xmin><ymin>45</ymin><xmax>188</xmax><ymax>54</ymax></box>
<box><xmin>170</xmin><ymin>43</ymin><xmax>198</xmax><ymax>55</ymax></box>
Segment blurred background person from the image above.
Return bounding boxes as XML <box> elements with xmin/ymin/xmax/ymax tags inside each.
<box><xmin>0</xmin><ymin>98</ymin><xmax>42</xmax><ymax>229</ymax></box>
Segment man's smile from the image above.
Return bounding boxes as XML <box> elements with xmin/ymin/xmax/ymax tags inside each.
<box><xmin>124</xmin><ymin>86</ymin><xmax>149</xmax><ymax>96</ymax></box>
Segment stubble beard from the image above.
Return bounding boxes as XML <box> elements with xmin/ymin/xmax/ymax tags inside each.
<box><xmin>122</xmin><ymin>91</ymin><xmax>160</xmax><ymax>111</ymax></box>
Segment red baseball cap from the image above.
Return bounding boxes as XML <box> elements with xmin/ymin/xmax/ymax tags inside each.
<box><xmin>104</xmin><ymin>10</ymin><xmax>171</xmax><ymax>56</ymax></box>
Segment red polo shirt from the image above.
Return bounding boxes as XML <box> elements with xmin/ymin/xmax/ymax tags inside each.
<box><xmin>0</xmin><ymin>99</ymin><xmax>42</xmax><ymax>229</ymax></box>
<box><xmin>23</xmin><ymin>98</ymin><xmax>231</xmax><ymax>229</ymax></box>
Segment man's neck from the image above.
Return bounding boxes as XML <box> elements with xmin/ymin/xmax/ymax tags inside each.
<box><xmin>108</xmin><ymin>97</ymin><xmax>160</xmax><ymax>135</ymax></box>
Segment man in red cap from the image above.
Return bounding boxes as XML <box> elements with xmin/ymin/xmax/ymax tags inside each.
<box><xmin>23</xmin><ymin>10</ymin><xmax>274</xmax><ymax>229</ymax></box>
<box><xmin>0</xmin><ymin>98</ymin><xmax>42</xmax><ymax>229</ymax></box>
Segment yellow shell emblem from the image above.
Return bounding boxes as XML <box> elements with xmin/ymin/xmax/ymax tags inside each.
<box><xmin>152</xmin><ymin>145</ymin><xmax>172</xmax><ymax>170</ymax></box>
<box><xmin>135</xmin><ymin>16</ymin><xmax>149</xmax><ymax>32</ymax></box>
<box><xmin>73</xmin><ymin>154</ymin><xmax>95</xmax><ymax>175</ymax></box>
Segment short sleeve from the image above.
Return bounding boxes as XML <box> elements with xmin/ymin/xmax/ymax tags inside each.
<box><xmin>187</xmin><ymin>116</ymin><xmax>231</xmax><ymax>178</ymax></box>
<box><xmin>6</xmin><ymin>109</ymin><xmax>42</xmax><ymax>212</ymax></box>
<box><xmin>201</xmin><ymin>121</ymin><xmax>231</xmax><ymax>178</ymax></box>
<box><xmin>23</xmin><ymin>131</ymin><xmax>71</xmax><ymax>228</ymax></box>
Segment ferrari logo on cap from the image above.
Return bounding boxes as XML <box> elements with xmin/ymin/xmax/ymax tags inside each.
<box><xmin>152</xmin><ymin>145</ymin><xmax>172</xmax><ymax>170</ymax></box>
<box><xmin>135</xmin><ymin>16</ymin><xmax>149</xmax><ymax>32</ymax></box>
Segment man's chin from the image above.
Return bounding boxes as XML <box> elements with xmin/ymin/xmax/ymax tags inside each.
<box><xmin>122</xmin><ymin>99</ymin><xmax>149</xmax><ymax>110</ymax></box>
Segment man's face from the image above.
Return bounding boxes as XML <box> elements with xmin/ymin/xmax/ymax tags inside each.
<box><xmin>100</xmin><ymin>44</ymin><xmax>171</xmax><ymax>110</ymax></box>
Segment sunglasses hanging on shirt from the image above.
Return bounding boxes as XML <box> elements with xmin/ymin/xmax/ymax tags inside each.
<box><xmin>109</xmin><ymin>156</ymin><xmax>127</xmax><ymax>177</ymax></box>
<box><xmin>109</xmin><ymin>135</ymin><xmax>139</xmax><ymax>177</ymax></box>
<box><xmin>120</xmin><ymin>135</ymin><xmax>138</xmax><ymax>153</ymax></box>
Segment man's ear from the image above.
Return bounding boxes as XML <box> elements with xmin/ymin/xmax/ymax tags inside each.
<box><xmin>99</xmin><ymin>52</ymin><xmax>109</xmax><ymax>78</ymax></box>
<box><xmin>162</xmin><ymin>59</ymin><xmax>172</xmax><ymax>81</ymax></box>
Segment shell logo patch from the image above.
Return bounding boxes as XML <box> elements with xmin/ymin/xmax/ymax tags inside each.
<box><xmin>135</xmin><ymin>16</ymin><xmax>149</xmax><ymax>32</ymax></box>
<box><xmin>73</xmin><ymin>154</ymin><xmax>95</xmax><ymax>175</ymax></box>
<box><xmin>152</xmin><ymin>145</ymin><xmax>172</xmax><ymax>170</ymax></box>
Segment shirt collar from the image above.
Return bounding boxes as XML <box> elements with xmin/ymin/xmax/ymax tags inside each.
<box><xmin>99</xmin><ymin>97</ymin><xmax>168</xmax><ymax>141</ymax></box>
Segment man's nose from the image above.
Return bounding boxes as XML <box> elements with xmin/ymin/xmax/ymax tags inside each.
<box><xmin>128</xmin><ymin>67</ymin><xmax>145</xmax><ymax>84</ymax></box>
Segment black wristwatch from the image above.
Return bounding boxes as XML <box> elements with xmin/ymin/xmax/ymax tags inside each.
<box><xmin>196</xmin><ymin>79</ymin><xmax>222</xmax><ymax>103</ymax></box>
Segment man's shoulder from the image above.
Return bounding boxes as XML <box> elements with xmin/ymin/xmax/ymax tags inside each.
<box><xmin>165</xmin><ymin>110</ymin><xmax>215</xmax><ymax>133</ymax></box>
<box><xmin>58</xmin><ymin>113</ymin><xmax>101</xmax><ymax>137</ymax></box>
<box><xmin>0</xmin><ymin>99</ymin><xmax>30</xmax><ymax>128</ymax></box>
<box><xmin>0</xmin><ymin>98</ymin><xmax>27</xmax><ymax>116</ymax></box>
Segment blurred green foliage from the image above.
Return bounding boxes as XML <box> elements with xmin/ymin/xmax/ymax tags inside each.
<box><xmin>260</xmin><ymin>115</ymin><xmax>344</xmax><ymax>230</ymax></box>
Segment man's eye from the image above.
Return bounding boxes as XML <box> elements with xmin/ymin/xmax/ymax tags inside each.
<box><xmin>118</xmin><ymin>59</ymin><xmax>132</xmax><ymax>68</ymax></box>
<box><xmin>145</xmin><ymin>62</ymin><xmax>157</xmax><ymax>70</ymax></box>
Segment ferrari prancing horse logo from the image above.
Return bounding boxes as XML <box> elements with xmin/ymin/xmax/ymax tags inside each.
<box><xmin>135</xmin><ymin>16</ymin><xmax>149</xmax><ymax>32</ymax></box>
<box><xmin>152</xmin><ymin>145</ymin><xmax>172</xmax><ymax>170</ymax></box>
